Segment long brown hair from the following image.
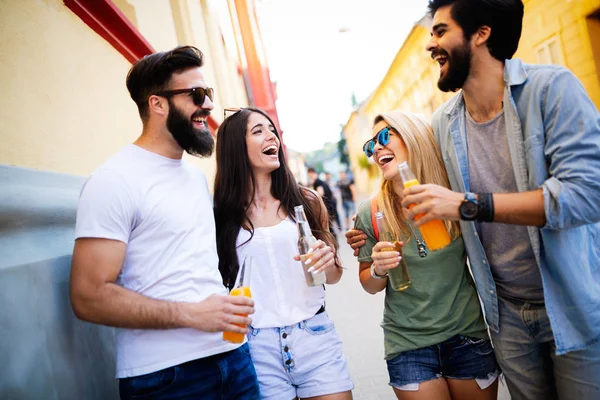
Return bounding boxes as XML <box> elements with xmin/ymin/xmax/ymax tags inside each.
<box><xmin>213</xmin><ymin>107</ymin><xmax>339</xmax><ymax>288</ymax></box>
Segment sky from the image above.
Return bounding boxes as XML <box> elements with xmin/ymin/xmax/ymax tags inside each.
<box><xmin>255</xmin><ymin>0</ymin><xmax>431</xmax><ymax>153</ymax></box>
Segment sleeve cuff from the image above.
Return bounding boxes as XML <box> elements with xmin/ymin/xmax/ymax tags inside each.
<box><xmin>542</xmin><ymin>177</ymin><xmax>562</xmax><ymax>230</ymax></box>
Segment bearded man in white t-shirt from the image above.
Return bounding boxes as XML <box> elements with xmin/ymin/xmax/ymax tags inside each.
<box><xmin>70</xmin><ymin>46</ymin><xmax>260</xmax><ymax>400</ymax></box>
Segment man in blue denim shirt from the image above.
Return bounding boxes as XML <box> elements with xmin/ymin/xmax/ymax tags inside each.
<box><xmin>400</xmin><ymin>1</ymin><xmax>600</xmax><ymax>399</ymax></box>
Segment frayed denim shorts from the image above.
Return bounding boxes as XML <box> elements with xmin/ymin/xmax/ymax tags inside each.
<box><xmin>247</xmin><ymin>311</ymin><xmax>353</xmax><ymax>400</ymax></box>
<box><xmin>386</xmin><ymin>335</ymin><xmax>500</xmax><ymax>391</ymax></box>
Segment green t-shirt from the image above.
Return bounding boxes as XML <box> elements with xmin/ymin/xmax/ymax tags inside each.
<box><xmin>355</xmin><ymin>200</ymin><xmax>488</xmax><ymax>359</ymax></box>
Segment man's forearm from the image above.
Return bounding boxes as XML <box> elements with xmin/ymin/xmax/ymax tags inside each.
<box><xmin>72</xmin><ymin>282</ymin><xmax>188</xmax><ymax>329</ymax></box>
<box><xmin>492</xmin><ymin>189</ymin><xmax>546</xmax><ymax>227</ymax></box>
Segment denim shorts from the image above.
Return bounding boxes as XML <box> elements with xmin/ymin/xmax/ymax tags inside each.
<box><xmin>247</xmin><ymin>311</ymin><xmax>354</xmax><ymax>400</ymax></box>
<box><xmin>386</xmin><ymin>335</ymin><xmax>500</xmax><ymax>390</ymax></box>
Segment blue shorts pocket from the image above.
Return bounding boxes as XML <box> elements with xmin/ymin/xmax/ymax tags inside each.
<box><xmin>301</xmin><ymin>312</ymin><xmax>335</xmax><ymax>335</ymax></box>
<box><xmin>458</xmin><ymin>335</ymin><xmax>494</xmax><ymax>356</ymax></box>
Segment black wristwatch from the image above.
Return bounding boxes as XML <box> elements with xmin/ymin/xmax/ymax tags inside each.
<box><xmin>459</xmin><ymin>192</ymin><xmax>478</xmax><ymax>221</ymax></box>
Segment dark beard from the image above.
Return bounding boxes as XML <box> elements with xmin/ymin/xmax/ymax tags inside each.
<box><xmin>166</xmin><ymin>100</ymin><xmax>214</xmax><ymax>157</ymax></box>
<box><xmin>436</xmin><ymin>41</ymin><xmax>471</xmax><ymax>93</ymax></box>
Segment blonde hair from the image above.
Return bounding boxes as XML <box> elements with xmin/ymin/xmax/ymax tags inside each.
<box><xmin>374</xmin><ymin>110</ymin><xmax>461</xmax><ymax>241</ymax></box>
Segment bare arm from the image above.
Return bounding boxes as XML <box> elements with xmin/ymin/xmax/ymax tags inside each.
<box><xmin>401</xmin><ymin>184</ymin><xmax>546</xmax><ymax>227</ymax></box>
<box><xmin>317</xmin><ymin>195</ymin><xmax>343</xmax><ymax>284</ymax></box>
<box><xmin>359</xmin><ymin>262</ymin><xmax>386</xmax><ymax>294</ymax></box>
<box><xmin>494</xmin><ymin>190</ymin><xmax>545</xmax><ymax>226</ymax></box>
<box><xmin>314</xmin><ymin>191</ymin><xmax>343</xmax><ymax>285</ymax></box>
<box><xmin>70</xmin><ymin>238</ymin><xmax>254</xmax><ymax>333</ymax></box>
<box><xmin>358</xmin><ymin>241</ymin><xmax>402</xmax><ymax>294</ymax></box>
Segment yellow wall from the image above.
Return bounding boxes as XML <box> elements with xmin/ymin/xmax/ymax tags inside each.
<box><xmin>0</xmin><ymin>0</ymin><xmax>141</xmax><ymax>176</ymax></box>
<box><xmin>1</xmin><ymin>0</ymin><xmax>250</xmax><ymax>187</ymax></box>
<box><xmin>517</xmin><ymin>0</ymin><xmax>600</xmax><ymax>106</ymax></box>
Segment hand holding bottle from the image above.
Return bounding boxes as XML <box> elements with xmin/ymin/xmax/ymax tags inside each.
<box><xmin>375</xmin><ymin>211</ymin><xmax>411</xmax><ymax>291</ymax></box>
<box><xmin>223</xmin><ymin>257</ymin><xmax>253</xmax><ymax>343</ymax></box>
<box><xmin>295</xmin><ymin>205</ymin><xmax>327</xmax><ymax>286</ymax></box>
<box><xmin>371</xmin><ymin>240</ymin><xmax>404</xmax><ymax>276</ymax></box>
<box><xmin>398</xmin><ymin>161</ymin><xmax>451</xmax><ymax>251</ymax></box>
<box><xmin>293</xmin><ymin>239</ymin><xmax>335</xmax><ymax>275</ymax></box>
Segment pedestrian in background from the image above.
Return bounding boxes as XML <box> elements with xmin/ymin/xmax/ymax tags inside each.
<box><xmin>308</xmin><ymin>167</ymin><xmax>339</xmax><ymax>235</ymax></box>
<box><xmin>337</xmin><ymin>170</ymin><xmax>356</xmax><ymax>230</ymax></box>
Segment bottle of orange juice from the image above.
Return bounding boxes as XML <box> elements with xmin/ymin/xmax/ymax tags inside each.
<box><xmin>398</xmin><ymin>161</ymin><xmax>451</xmax><ymax>251</ymax></box>
<box><xmin>223</xmin><ymin>257</ymin><xmax>252</xmax><ymax>343</ymax></box>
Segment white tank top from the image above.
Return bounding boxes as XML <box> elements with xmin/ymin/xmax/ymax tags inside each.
<box><xmin>236</xmin><ymin>217</ymin><xmax>325</xmax><ymax>328</ymax></box>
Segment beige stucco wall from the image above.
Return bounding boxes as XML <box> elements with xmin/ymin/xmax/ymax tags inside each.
<box><xmin>1</xmin><ymin>0</ymin><xmax>250</xmax><ymax>188</ymax></box>
<box><xmin>0</xmin><ymin>0</ymin><xmax>142</xmax><ymax>176</ymax></box>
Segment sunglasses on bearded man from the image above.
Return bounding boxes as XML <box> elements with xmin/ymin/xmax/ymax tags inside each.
<box><xmin>156</xmin><ymin>87</ymin><xmax>214</xmax><ymax>107</ymax></box>
<box><xmin>363</xmin><ymin>126</ymin><xmax>392</xmax><ymax>158</ymax></box>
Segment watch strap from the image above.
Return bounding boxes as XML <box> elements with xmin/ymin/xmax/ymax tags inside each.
<box><xmin>370</xmin><ymin>263</ymin><xmax>388</xmax><ymax>279</ymax></box>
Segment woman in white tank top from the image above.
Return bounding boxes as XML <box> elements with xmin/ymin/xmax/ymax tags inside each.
<box><xmin>214</xmin><ymin>107</ymin><xmax>353</xmax><ymax>400</ymax></box>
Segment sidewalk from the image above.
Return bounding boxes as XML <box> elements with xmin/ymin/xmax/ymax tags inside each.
<box><xmin>326</xmin><ymin>229</ymin><xmax>511</xmax><ymax>400</ymax></box>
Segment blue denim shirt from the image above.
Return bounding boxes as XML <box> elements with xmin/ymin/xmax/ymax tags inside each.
<box><xmin>432</xmin><ymin>58</ymin><xmax>600</xmax><ymax>355</ymax></box>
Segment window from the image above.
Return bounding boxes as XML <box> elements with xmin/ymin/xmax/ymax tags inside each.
<box><xmin>586</xmin><ymin>9</ymin><xmax>600</xmax><ymax>89</ymax></box>
<box><xmin>535</xmin><ymin>36</ymin><xmax>564</xmax><ymax>65</ymax></box>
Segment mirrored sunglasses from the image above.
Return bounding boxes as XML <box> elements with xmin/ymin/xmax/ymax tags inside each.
<box><xmin>363</xmin><ymin>126</ymin><xmax>391</xmax><ymax>157</ymax></box>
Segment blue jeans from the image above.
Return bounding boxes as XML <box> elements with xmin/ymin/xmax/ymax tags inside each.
<box><xmin>119</xmin><ymin>343</ymin><xmax>260</xmax><ymax>400</ymax></box>
<box><xmin>490</xmin><ymin>296</ymin><xmax>600</xmax><ymax>400</ymax></box>
<box><xmin>342</xmin><ymin>200</ymin><xmax>355</xmax><ymax>219</ymax></box>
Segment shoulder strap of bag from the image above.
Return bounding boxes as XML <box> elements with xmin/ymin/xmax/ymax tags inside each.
<box><xmin>370</xmin><ymin>196</ymin><xmax>379</xmax><ymax>241</ymax></box>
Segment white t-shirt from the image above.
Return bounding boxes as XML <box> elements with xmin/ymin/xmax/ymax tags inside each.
<box><xmin>75</xmin><ymin>144</ymin><xmax>239</xmax><ymax>378</ymax></box>
<box><xmin>236</xmin><ymin>217</ymin><xmax>325</xmax><ymax>328</ymax></box>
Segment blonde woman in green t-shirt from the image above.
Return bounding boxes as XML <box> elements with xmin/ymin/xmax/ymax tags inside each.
<box><xmin>352</xmin><ymin>110</ymin><xmax>499</xmax><ymax>400</ymax></box>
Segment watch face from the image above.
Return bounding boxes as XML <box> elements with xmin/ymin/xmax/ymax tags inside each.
<box><xmin>460</xmin><ymin>201</ymin><xmax>478</xmax><ymax>220</ymax></box>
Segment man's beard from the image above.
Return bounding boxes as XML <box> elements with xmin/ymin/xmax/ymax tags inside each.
<box><xmin>436</xmin><ymin>40</ymin><xmax>471</xmax><ymax>93</ymax></box>
<box><xmin>166</xmin><ymin>100</ymin><xmax>214</xmax><ymax>157</ymax></box>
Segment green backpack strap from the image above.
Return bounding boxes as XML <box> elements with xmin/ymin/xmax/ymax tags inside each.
<box><xmin>370</xmin><ymin>196</ymin><xmax>379</xmax><ymax>241</ymax></box>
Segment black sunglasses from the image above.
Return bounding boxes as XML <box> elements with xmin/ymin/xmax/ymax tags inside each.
<box><xmin>156</xmin><ymin>87</ymin><xmax>214</xmax><ymax>106</ymax></box>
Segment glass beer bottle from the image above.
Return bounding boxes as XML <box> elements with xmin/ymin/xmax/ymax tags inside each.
<box><xmin>223</xmin><ymin>257</ymin><xmax>253</xmax><ymax>343</ymax></box>
<box><xmin>398</xmin><ymin>161</ymin><xmax>451</xmax><ymax>251</ymax></box>
<box><xmin>375</xmin><ymin>211</ymin><xmax>410</xmax><ymax>291</ymax></box>
<box><xmin>294</xmin><ymin>205</ymin><xmax>326</xmax><ymax>286</ymax></box>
